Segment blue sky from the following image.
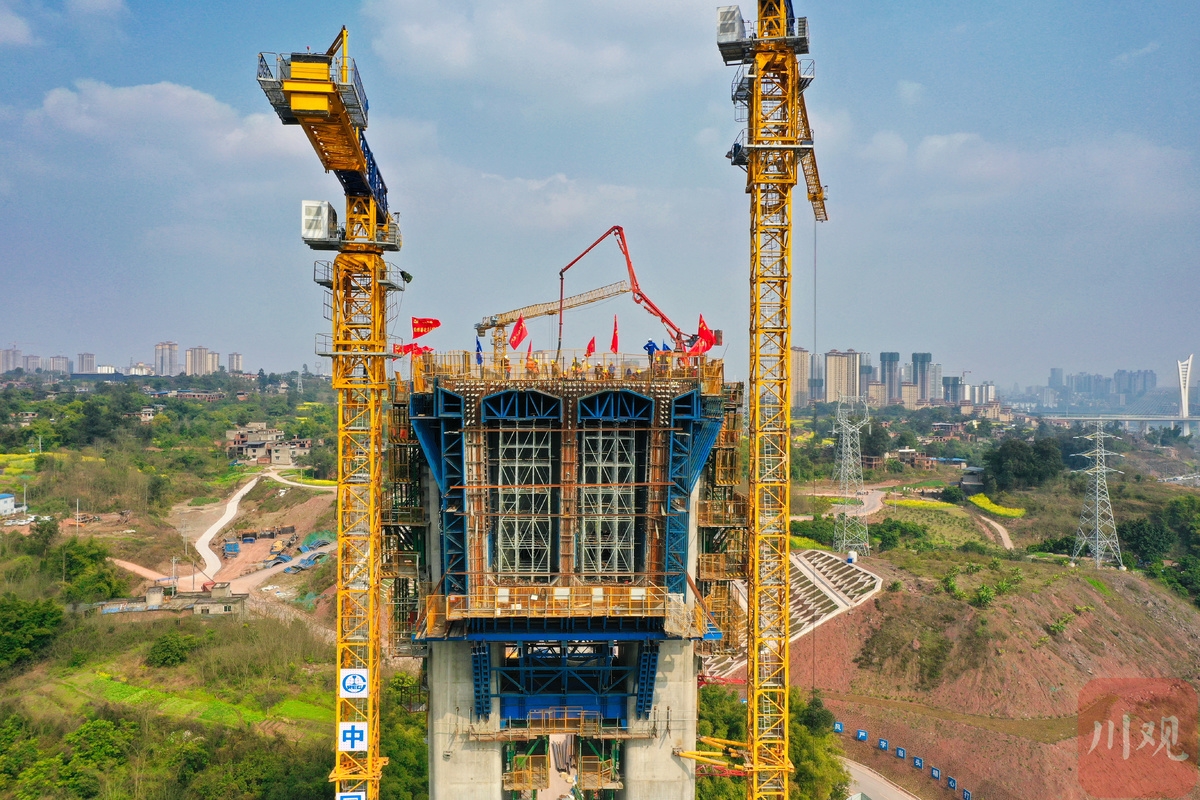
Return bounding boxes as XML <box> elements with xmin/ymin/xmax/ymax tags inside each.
<box><xmin>0</xmin><ymin>0</ymin><xmax>1196</xmax><ymax>388</ymax></box>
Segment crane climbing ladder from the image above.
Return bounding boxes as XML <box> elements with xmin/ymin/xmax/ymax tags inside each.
<box><xmin>714</xmin><ymin>4</ymin><xmax>828</xmax><ymax>800</ymax></box>
<box><xmin>258</xmin><ymin>27</ymin><xmax>401</xmax><ymax>800</ymax></box>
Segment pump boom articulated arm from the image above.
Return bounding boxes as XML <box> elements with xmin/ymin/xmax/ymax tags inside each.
<box><xmin>555</xmin><ymin>225</ymin><xmax>689</xmax><ymax>358</ymax></box>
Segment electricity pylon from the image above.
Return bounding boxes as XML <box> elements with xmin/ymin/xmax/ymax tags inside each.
<box><xmin>1071</xmin><ymin>421</ymin><xmax>1124</xmax><ymax>569</ymax></box>
<box><xmin>833</xmin><ymin>396</ymin><xmax>870</xmax><ymax>554</ymax></box>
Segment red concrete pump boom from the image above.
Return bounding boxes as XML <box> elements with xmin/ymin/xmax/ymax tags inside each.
<box><xmin>555</xmin><ymin>225</ymin><xmax>688</xmax><ymax>358</ymax></box>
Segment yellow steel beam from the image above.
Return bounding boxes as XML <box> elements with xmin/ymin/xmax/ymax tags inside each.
<box><xmin>743</xmin><ymin>2</ymin><xmax>826</xmax><ymax>799</ymax></box>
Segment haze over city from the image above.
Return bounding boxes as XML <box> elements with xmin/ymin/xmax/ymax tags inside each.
<box><xmin>1</xmin><ymin>0</ymin><xmax>1197</xmax><ymax>386</ymax></box>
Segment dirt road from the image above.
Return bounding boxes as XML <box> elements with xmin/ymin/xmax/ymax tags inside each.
<box><xmin>979</xmin><ymin>516</ymin><xmax>1014</xmax><ymax>550</ymax></box>
<box><xmin>110</xmin><ymin>559</ymin><xmax>167</xmax><ymax>582</ymax></box>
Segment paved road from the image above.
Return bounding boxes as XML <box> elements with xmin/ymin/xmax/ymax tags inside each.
<box><xmin>792</xmin><ymin>489</ymin><xmax>885</xmax><ymax>519</ymax></box>
<box><xmin>979</xmin><ymin>516</ymin><xmax>1014</xmax><ymax>550</ymax></box>
<box><xmin>195</xmin><ymin>476</ymin><xmax>261</xmax><ymax>577</ymax></box>
<box><xmin>265</xmin><ymin>468</ymin><xmax>337</xmax><ymax>492</ymax></box>
<box><xmin>843</xmin><ymin>758</ymin><xmax>924</xmax><ymax>800</ymax></box>
<box><xmin>228</xmin><ymin>543</ymin><xmax>336</xmax><ymax>595</ymax></box>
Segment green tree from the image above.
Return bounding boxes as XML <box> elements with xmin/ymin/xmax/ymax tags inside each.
<box><xmin>860</xmin><ymin>424</ymin><xmax>891</xmax><ymax>458</ymax></box>
<box><xmin>25</xmin><ymin>517</ymin><xmax>58</xmax><ymax>557</ymax></box>
<box><xmin>983</xmin><ymin>437</ymin><xmax>1063</xmax><ymax>491</ymax></box>
<box><xmin>1119</xmin><ymin>517</ymin><xmax>1175</xmax><ymax>564</ymax></box>
<box><xmin>0</xmin><ymin>595</ymin><xmax>63</xmax><ymax>670</ymax></box>
<box><xmin>145</xmin><ymin>631</ymin><xmax>198</xmax><ymax>667</ymax></box>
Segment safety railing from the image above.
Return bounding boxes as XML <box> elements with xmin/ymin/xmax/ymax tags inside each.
<box><xmin>502</xmin><ymin>754</ymin><xmax>550</xmax><ymax>791</ymax></box>
<box><xmin>578</xmin><ymin>756</ymin><xmax>622</xmax><ymax>790</ymax></box>
<box><xmin>698</xmin><ymin>552</ymin><xmax>748</xmax><ymax>581</ymax></box>
<box><xmin>698</xmin><ymin>495</ymin><xmax>748</xmax><ymax>527</ymax></box>
<box><xmin>443</xmin><ymin>583</ymin><xmax>671</xmax><ymax>620</ymax></box>
<box><xmin>408</xmin><ymin>350</ymin><xmax>725</xmax><ymax>392</ymax></box>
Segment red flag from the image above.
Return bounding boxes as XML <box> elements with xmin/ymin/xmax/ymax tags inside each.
<box><xmin>697</xmin><ymin>314</ymin><xmax>715</xmax><ymax>351</ymax></box>
<box><xmin>412</xmin><ymin>317</ymin><xmax>441</xmax><ymax>339</ymax></box>
<box><xmin>610</xmin><ymin>315</ymin><xmax>619</xmax><ymax>354</ymax></box>
<box><xmin>585</xmin><ymin>337</ymin><xmax>596</xmax><ymax>358</ymax></box>
<box><xmin>392</xmin><ymin>343</ymin><xmax>403</xmax><ymax>354</ymax></box>
<box><xmin>527</xmin><ymin>340</ymin><xmax>533</xmax><ymax>356</ymax></box>
<box><xmin>508</xmin><ymin>314</ymin><xmax>528</xmax><ymax>349</ymax></box>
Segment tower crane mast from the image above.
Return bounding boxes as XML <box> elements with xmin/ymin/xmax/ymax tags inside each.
<box><xmin>258</xmin><ymin>27</ymin><xmax>398</xmax><ymax>800</ymax></box>
<box><xmin>719</xmin><ymin>3</ymin><xmax>827</xmax><ymax>799</ymax></box>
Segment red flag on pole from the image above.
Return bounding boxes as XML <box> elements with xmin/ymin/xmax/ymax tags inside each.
<box><xmin>697</xmin><ymin>314</ymin><xmax>715</xmax><ymax>351</ymax></box>
<box><xmin>585</xmin><ymin>337</ymin><xmax>596</xmax><ymax>358</ymax></box>
<box><xmin>610</xmin><ymin>315</ymin><xmax>619</xmax><ymax>354</ymax></box>
<box><xmin>508</xmin><ymin>315</ymin><xmax>528</xmax><ymax>349</ymax></box>
<box><xmin>412</xmin><ymin>317</ymin><xmax>441</xmax><ymax>339</ymax></box>
<box><xmin>392</xmin><ymin>343</ymin><xmax>403</xmax><ymax>354</ymax></box>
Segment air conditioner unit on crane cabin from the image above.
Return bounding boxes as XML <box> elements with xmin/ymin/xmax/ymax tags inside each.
<box><xmin>301</xmin><ymin>200</ymin><xmax>338</xmax><ymax>243</ymax></box>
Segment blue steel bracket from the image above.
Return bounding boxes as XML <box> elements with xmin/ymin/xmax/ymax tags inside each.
<box><xmin>665</xmin><ymin>391</ymin><xmax>724</xmax><ymax>594</ymax></box>
<box><xmin>471</xmin><ymin>642</ymin><xmax>491</xmax><ymax>720</ymax></box>
<box><xmin>634</xmin><ymin>640</ymin><xmax>660</xmax><ymax>719</ymax></box>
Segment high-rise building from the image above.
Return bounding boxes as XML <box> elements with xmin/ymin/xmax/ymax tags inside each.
<box><xmin>789</xmin><ymin>347</ymin><xmax>810</xmax><ymax>409</ymax></box>
<box><xmin>824</xmin><ymin>350</ymin><xmax>862</xmax><ymax>402</ymax></box>
<box><xmin>930</xmin><ymin>364</ymin><xmax>942</xmax><ymax>402</ymax></box>
<box><xmin>0</xmin><ymin>349</ymin><xmax>20</xmax><ymax>374</ymax></box>
<box><xmin>228</xmin><ymin>352</ymin><xmax>243</xmax><ymax>374</ymax></box>
<box><xmin>912</xmin><ymin>353</ymin><xmax>933</xmax><ymax>402</ymax></box>
<box><xmin>858</xmin><ymin>353</ymin><xmax>874</xmax><ymax>399</ymax></box>
<box><xmin>809</xmin><ymin>352</ymin><xmax>825</xmax><ymax>403</ymax></box>
<box><xmin>879</xmin><ymin>352</ymin><xmax>901</xmax><ymax>401</ymax></box>
<box><xmin>900</xmin><ymin>382</ymin><xmax>918</xmax><ymax>410</ymax></box>
<box><xmin>155</xmin><ymin>342</ymin><xmax>179</xmax><ymax>376</ymax></box>
<box><xmin>185</xmin><ymin>346</ymin><xmax>210</xmax><ymax>377</ymax></box>
<box><xmin>47</xmin><ymin>356</ymin><xmax>69</xmax><ymax>374</ymax></box>
<box><xmin>206</xmin><ymin>352</ymin><xmax>221</xmax><ymax>374</ymax></box>
<box><xmin>77</xmin><ymin>353</ymin><xmax>96</xmax><ymax>374</ymax></box>
<box><xmin>22</xmin><ymin>355</ymin><xmax>42</xmax><ymax>373</ymax></box>
<box><xmin>1049</xmin><ymin>368</ymin><xmax>1064</xmax><ymax>389</ymax></box>
<box><xmin>942</xmin><ymin>376</ymin><xmax>964</xmax><ymax>403</ymax></box>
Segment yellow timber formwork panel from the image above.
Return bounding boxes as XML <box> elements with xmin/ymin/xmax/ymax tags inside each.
<box><xmin>330</xmin><ymin>203</ymin><xmax>390</xmax><ymax>798</ymax></box>
<box><xmin>747</xmin><ymin>3</ymin><xmax>801</xmax><ymax>799</ymax></box>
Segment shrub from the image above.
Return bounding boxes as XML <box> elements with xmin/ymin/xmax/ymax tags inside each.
<box><xmin>890</xmin><ymin>498</ymin><xmax>956</xmax><ymax>510</ymax></box>
<box><xmin>968</xmin><ymin>495</ymin><xmax>1026</xmax><ymax>518</ymax></box>
<box><xmin>886</xmin><ymin>580</ymin><xmax>903</xmax><ymax>592</ymax></box>
<box><xmin>145</xmin><ymin>631</ymin><xmax>199</xmax><ymax>667</ymax></box>
<box><xmin>0</xmin><ymin>594</ymin><xmax>63</xmax><ymax>670</ymax></box>
<box><xmin>970</xmin><ymin>584</ymin><xmax>996</xmax><ymax>608</ymax></box>
<box><xmin>940</xmin><ymin>486</ymin><xmax>965</xmax><ymax>503</ymax></box>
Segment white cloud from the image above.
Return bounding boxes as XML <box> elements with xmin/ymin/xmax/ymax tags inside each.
<box><xmin>1113</xmin><ymin>41</ymin><xmax>1159</xmax><ymax>66</ymax></box>
<box><xmin>0</xmin><ymin>3</ymin><xmax>34</xmax><ymax>45</ymax></box>
<box><xmin>66</xmin><ymin>0</ymin><xmax>125</xmax><ymax>15</ymax></box>
<box><xmin>897</xmin><ymin>79</ymin><xmax>925</xmax><ymax>105</ymax></box>
<box><xmin>363</xmin><ymin>0</ymin><xmax>718</xmax><ymax>105</ymax></box>
<box><xmin>860</xmin><ymin>131</ymin><xmax>907</xmax><ymax>164</ymax></box>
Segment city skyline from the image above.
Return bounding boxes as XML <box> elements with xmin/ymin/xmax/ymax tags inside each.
<box><xmin>0</xmin><ymin>2</ymin><xmax>1195</xmax><ymax>386</ymax></box>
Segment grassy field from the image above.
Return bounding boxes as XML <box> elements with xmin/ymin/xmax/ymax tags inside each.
<box><xmin>874</xmin><ymin>504</ymin><xmax>985</xmax><ymax>548</ymax></box>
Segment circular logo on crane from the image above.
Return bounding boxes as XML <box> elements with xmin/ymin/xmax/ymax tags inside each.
<box><xmin>339</xmin><ymin>669</ymin><xmax>370</xmax><ymax>698</ymax></box>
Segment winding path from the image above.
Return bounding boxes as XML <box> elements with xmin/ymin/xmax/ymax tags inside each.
<box><xmin>979</xmin><ymin>516</ymin><xmax>1014</xmax><ymax>550</ymax></box>
<box><xmin>194</xmin><ymin>476</ymin><xmax>261</xmax><ymax>578</ymax></box>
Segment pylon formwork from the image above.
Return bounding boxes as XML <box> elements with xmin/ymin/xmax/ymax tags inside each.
<box><xmin>385</xmin><ymin>350</ymin><xmax>746</xmax><ymax>799</ymax></box>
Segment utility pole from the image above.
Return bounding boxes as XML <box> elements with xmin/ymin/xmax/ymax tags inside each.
<box><xmin>1071</xmin><ymin>421</ymin><xmax>1124</xmax><ymax>569</ymax></box>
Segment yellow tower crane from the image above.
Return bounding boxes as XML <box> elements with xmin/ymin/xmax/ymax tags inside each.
<box><xmin>258</xmin><ymin>27</ymin><xmax>399</xmax><ymax>800</ymax></box>
<box><xmin>719</xmin><ymin>4</ymin><xmax>826</xmax><ymax>800</ymax></box>
<box><xmin>475</xmin><ymin>280</ymin><xmax>630</xmax><ymax>362</ymax></box>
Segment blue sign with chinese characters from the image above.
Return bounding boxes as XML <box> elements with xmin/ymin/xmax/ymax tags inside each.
<box><xmin>948</xmin><ymin>777</ymin><xmax>958</xmax><ymax>790</ymax></box>
<box><xmin>856</xmin><ymin>729</ymin><xmax>868</xmax><ymax>742</ymax></box>
<box><xmin>833</xmin><ymin>721</ymin><xmax>844</xmax><ymax>733</ymax></box>
<box><xmin>878</xmin><ymin>739</ymin><xmax>889</xmax><ymax>751</ymax></box>
<box><xmin>931</xmin><ymin>767</ymin><xmax>941</xmax><ymax>780</ymax></box>
<box><xmin>963</xmin><ymin>790</ymin><xmax>972</xmax><ymax>800</ymax></box>
<box><xmin>913</xmin><ymin>756</ymin><xmax>924</xmax><ymax>769</ymax></box>
<box><xmin>896</xmin><ymin>747</ymin><xmax>906</xmax><ymax>759</ymax></box>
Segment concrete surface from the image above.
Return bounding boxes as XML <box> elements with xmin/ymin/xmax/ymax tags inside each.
<box><xmin>979</xmin><ymin>516</ymin><xmax>1014</xmax><ymax>550</ymax></box>
<box><xmin>195</xmin><ymin>476</ymin><xmax>260</xmax><ymax>576</ymax></box>
<box><xmin>843</xmin><ymin>757</ymin><xmax>924</xmax><ymax>800</ymax></box>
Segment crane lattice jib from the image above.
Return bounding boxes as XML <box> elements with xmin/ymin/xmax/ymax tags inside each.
<box><xmin>736</xmin><ymin>3</ymin><xmax>827</xmax><ymax>799</ymax></box>
<box><xmin>477</xmin><ymin>280</ymin><xmax>631</xmax><ymax>361</ymax></box>
<box><xmin>259</xmin><ymin>26</ymin><xmax>393</xmax><ymax>800</ymax></box>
